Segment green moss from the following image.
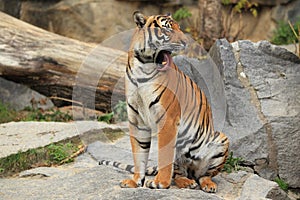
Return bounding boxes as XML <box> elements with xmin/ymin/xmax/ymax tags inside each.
<box><xmin>0</xmin><ymin>140</ymin><xmax>81</xmax><ymax>177</ymax></box>
<box><xmin>274</xmin><ymin>177</ymin><xmax>289</xmax><ymax>191</ymax></box>
<box><xmin>0</xmin><ymin>102</ymin><xmax>17</xmax><ymax>123</ymax></box>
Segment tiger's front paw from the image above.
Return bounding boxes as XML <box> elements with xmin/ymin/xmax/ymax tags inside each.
<box><xmin>199</xmin><ymin>177</ymin><xmax>217</xmax><ymax>193</ymax></box>
<box><xmin>145</xmin><ymin>179</ymin><xmax>171</xmax><ymax>189</ymax></box>
<box><xmin>120</xmin><ymin>179</ymin><xmax>138</xmax><ymax>188</ymax></box>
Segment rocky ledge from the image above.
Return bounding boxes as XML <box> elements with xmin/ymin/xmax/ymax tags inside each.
<box><xmin>0</xmin><ymin>121</ymin><xmax>290</xmax><ymax>199</ymax></box>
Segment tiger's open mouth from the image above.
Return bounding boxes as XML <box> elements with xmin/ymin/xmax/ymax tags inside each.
<box><xmin>155</xmin><ymin>50</ymin><xmax>173</xmax><ymax>71</ymax></box>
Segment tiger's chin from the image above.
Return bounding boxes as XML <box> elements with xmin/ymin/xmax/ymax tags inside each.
<box><xmin>156</xmin><ymin>50</ymin><xmax>173</xmax><ymax>71</ymax></box>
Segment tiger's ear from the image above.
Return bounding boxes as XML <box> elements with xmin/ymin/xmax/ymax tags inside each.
<box><xmin>133</xmin><ymin>11</ymin><xmax>147</xmax><ymax>28</ymax></box>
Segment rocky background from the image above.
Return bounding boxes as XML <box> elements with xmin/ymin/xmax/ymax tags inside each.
<box><xmin>0</xmin><ymin>0</ymin><xmax>299</xmax><ymax>199</ymax></box>
<box><xmin>0</xmin><ymin>0</ymin><xmax>299</xmax><ymax>44</ymax></box>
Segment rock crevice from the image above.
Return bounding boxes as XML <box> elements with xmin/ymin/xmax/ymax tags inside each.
<box><xmin>232</xmin><ymin>41</ymin><xmax>279</xmax><ymax>179</ymax></box>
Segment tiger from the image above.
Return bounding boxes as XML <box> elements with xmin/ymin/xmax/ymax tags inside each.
<box><xmin>101</xmin><ymin>11</ymin><xmax>229</xmax><ymax>193</ymax></box>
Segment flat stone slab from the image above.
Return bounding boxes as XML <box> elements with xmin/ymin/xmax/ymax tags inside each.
<box><xmin>0</xmin><ymin>121</ymin><xmax>128</xmax><ymax>159</ymax></box>
<box><xmin>0</xmin><ymin>144</ymin><xmax>287</xmax><ymax>200</ymax></box>
<box><xmin>0</xmin><ymin>121</ymin><xmax>290</xmax><ymax>199</ymax></box>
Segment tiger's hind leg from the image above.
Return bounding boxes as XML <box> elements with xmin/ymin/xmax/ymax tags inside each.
<box><xmin>173</xmin><ymin>161</ymin><xmax>198</xmax><ymax>189</ymax></box>
<box><xmin>193</xmin><ymin>131</ymin><xmax>229</xmax><ymax>193</ymax></box>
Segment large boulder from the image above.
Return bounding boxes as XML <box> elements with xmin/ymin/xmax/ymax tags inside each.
<box><xmin>0</xmin><ymin>78</ymin><xmax>54</xmax><ymax>111</ymax></box>
<box><xmin>209</xmin><ymin>39</ymin><xmax>300</xmax><ymax>188</ymax></box>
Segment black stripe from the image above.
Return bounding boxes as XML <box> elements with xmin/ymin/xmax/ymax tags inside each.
<box><xmin>140</xmin><ymin>66</ymin><xmax>156</xmax><ymax>75</ymax></box>
<box><xmin>179</xmin><ymin>113</ymin><xmax>194</xmax><ymax>136</ymax></box>
<box><xmin>154</xmin><ymin>28</ymin><xmax>165</xmax><ymax>41</ymax></box>
<box><xmin>128</xmin><ymin>120</ymin><xmax>151</xmax><ymax>132</ymax></box>
<box><xmin>127</xmin><ymin>59</ymin><xmax>132</xmax><ymax>72</ymax></box>
<box><xmin>221</xmin><ymin>137</ymin><xmax>228</xmax><ymax>144</ymax></box>
<box><xmin>155</xmin><ymin>94</ymin><xmax>174</xmax><ymax>124</ymax></box>
<box><xmin>198</xmin><ymin>89</ymin><xmax>202</xmax><ymax>105</ymax></box>
<box><xmin>190</xmin><ymin>78</ymin><xmax>194</xmax><ymax>99</ymax></box>
<box><xmin>213</xmin><ymin>131</ymin><xmax>221</xmax><ymax>141</ymax></box>
<box><xmin>153</xmin><ymin>84</ymin><xmax>163</xmax><ymax>92</ymax></box>
<box><xmin>149</xmin><ymin>86</ymin><xmax>167</xmax><ymax>108</ymax></box>
<box><xmin>153</xmin><ymin>20</ymin><xmax>160</xmax><ymax>28</ymax></box>
<box><xmin>113</xmin><ymin>161</ymin><xmax>121</xmax><ymax>167</ymax></box>
<box><xmin>207</xmin><ymin>161</ymin><xmax>225</xmax><ymax>172</ymax></box>
<box><xmin>180</xmin><ymin>72</ymin><xmax>188</xmax><ymax>113</ymax></box>
<box><xmin>125</xmin><ymin>165</ymin><xmax>134</xmax><ymax>173</ymax></box>
<box><xmin>146</xmin><ymin>166</ymin><xmax>158</xmax><ymax>176</ymax></box>
<box><xmin>191</xmin><ymin>124</ymin><xmax>202</xmax><ymax>144</ymax></box>
<box><xmin>134</xmin><ymin>54</ymin><xmax>146</xmax><ymax>64</ymax></box>
<box><xmin>172</xmin><ymin>67</ymin><xmax>180</xmax><ymax>102</ymax></box>
<box><xmin>135</xmin><ymin>138</ymin><xmax>151</xmax><ymax>149</ymax></box>
<box><xmin>128</xmin><ymin>103</ymin><xmax>139</xmax><ymax>114</ymax></box>
<box><xmin>155</xmin><ymin>111</ymin><xmax>165</xmax><ymax>124</ymax></box>
<box><xmin>99</xmin><ymin>160</ymin><xmax>104</xmax><ymax>165</ymax></box>
<box><xmin>137</xmin><ymin>70</ymin><xmax>159</xmax><ymax>83</ymax></box>
<box><xmin>177</xmin><ymin>138</ymin><xmax>194</xmax><ymax>149</ymax></box>
<box><xmin>189</xmin><ymin>135</ymin><xmax>205</xmax><ymax>152</ymax></box>
<box><xmin>126</xmin><ymin>67</ymin><xmax>138</xmax><ymax>87</ymax></box>
<box><xmin>211</xmin><ymin>151</ymin><xmax>226</xmax><ymax>159</ymax></box>
<box><xmin>148</xmin><ymin>27</ymin><xmax>152</xmax><ymax>42</ymax></box>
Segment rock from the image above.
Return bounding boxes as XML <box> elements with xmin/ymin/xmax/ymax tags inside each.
<box><xmin>18</xmin><ymin>0</ymin><xmax>167</xmax><ymax>43</ymax></box>
<box><xmin>0</xmin><ymin>78</ymin><xmax>54</xmax><ymax>111</ymax></box>
<box><xmin>279</xmin><ymin>43</ymin><xmax>299</xmax><ymax>55</ymax></box>
<box><xmin>0</xmin><ymin>121</ymin><xmax>128</xmax><ymax>159</ymax></box>
<box><xmin>271</xmin><ymin>0</ymin><xmax>300</xmax><ymax>24</ymax></box>
<box><xmin>0</xmin><ymin>134</ymin><xmax>289</xmax><ymax>199</ymax></box>
<box><xmin>209</xmin><ymin>39</ymin><xmax>300</xmax><ymax>188</ymax></box>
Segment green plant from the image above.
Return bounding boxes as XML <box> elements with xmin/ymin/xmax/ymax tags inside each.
<box><xmin>97</xmin><ymin>112</ymin><xmax>114</xmax><ymax>123</ymax></box>
<box><xmin>274</xmin><ymin>177</ymin><xmax>289</xmax><ymax>191</ymax></box>
<box><xmin>173</xmin><ymin>7</ymin><xmax>192</xmax><ymax>22</ymax></box>
<box><xmin>113</xmin><ymin>100</ymin><xmax>128</xmax><ymax>122</ymax></box>
<box><xmin>221</xmin><ymin>0</ymin><xmax>259</xmax><ymax>43</ymax></box>
<box><xmin>223</xmin><ymin>151</ymin><xmax>243</xmax><ymax>173</ymax></box>
<box><xmin>47</xmin><ymin>142</ymin><xmax>78</xmax><ymax>163</ymax></box>
<box><xmin>0</xmin><ymin>148</ymin><xmax>45</xmax><ymax>176</ymax></box>
<box><xmin>271</xmin><ymin>20</ymin><xmax>300</xmax><ymax>45</ymax></box>
<box><xmin>0</xmin><ymin>102</ymin><xmax>16</xmax><ymax>123</ymax></box>
<box><xmin>0</xmin><ymin>140</ymin><xmax>82</xmax><ymax>177</ymax></box>
<box><xmin>25</xmin><ymin>109</ymin><xmax>72</xmax><ymax>122</ymax></box>
<box><xmin>222</xmin><ymin>0</ymin><xmax>258</xmax><ymax>17</ymax></box>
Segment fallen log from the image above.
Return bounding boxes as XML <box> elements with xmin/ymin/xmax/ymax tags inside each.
<box><xmin>0</xmin><ymin>11</ymin><xmax>127</xmax><ymax>112</ymax></box>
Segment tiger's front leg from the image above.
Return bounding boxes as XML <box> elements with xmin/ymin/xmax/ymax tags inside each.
<box><xmin>120</xmin><ymin>121</ymin><xmax>151</xmax><ymax>188</ymax></box>
<box><xmin>145</xmin><ymin>99</ymin><xmax>181</xmax><ymax>189</ymax></box>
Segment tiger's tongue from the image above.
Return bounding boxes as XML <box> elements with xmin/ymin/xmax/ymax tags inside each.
<box><xmin>157</xmin><ymin>53</ymin><xmax>172</xmax><ymax>71</ymax></box>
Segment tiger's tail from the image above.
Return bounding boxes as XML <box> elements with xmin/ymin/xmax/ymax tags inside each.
<box><xmin>99</xmin><ymin>160</ymin><xmax>158</xmax><ymax>176</ymax></box>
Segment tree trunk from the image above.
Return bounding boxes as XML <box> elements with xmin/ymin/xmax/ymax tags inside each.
<box><xmin>0</xmin><ymin>11</ymin><xmax>127</xmax><ymax>112</ymax></box>
<box><xmin>198</xmin><ymin>0</ymin><xmax>223</xmax><ymax>50</ymax></box>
